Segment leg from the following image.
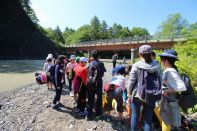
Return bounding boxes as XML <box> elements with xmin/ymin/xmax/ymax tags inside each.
<box><xmin>106</xmin><ymin>92</ymin><xmax>113</xmax><ymax>116</ymax></box>
<box><xmin>143</xmin><ymin>103</ymin><xmax>154</xmax><ymax>131</ymax></box>
<box><xmin>95</xmin><ymin>82</ymin><xmax>103</xmax><ymax>116</ymax></box>
<box><xmin>131</xmin><ymin>100</ymin><xmax>141</xmax><ymax>131</ymax></box>
<box><xmin>87</xmin><ymin>89</ymin><xmax>96</xmax><ymax>116</ymax></box>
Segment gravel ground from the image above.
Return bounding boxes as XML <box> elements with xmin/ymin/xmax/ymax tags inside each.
<box><xmin>0</xmin><ymin>62</ymin><xmax>131</xmax><ymax>131</ymax></box>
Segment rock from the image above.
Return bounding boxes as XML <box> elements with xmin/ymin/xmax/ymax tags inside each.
<box><xmin>30</xmin><ymin>116</ymin><xmax>37</xmax><ymax>123</ymax></box>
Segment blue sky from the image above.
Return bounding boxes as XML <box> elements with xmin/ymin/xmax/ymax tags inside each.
<box><xmin>31</xmin><ymin>0</ymin><xmax>197</xmax><ymax>34</ymax></box>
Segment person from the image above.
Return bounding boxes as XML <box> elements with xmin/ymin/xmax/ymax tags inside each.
<box><xmin>127</xmin><ymin>45</ymin><xmax>162</xmax><ymax>131</ymax></box>
<box><xmin>158</xmin><ymin>49</ymin><xmax>186</xmax><ymax>130</ymax></box>
<box><xmin>123</xmin><ymin>56</ymin><xmax>126</xmax><ymax>64</ymax></box>
<box><xmin>86</xmin><ymin>50</ymin><xmax>106</xmax><ymax>119</ymax></box>
<box><xmin>74</xmin><ymin>57</ymin><xmax>88</xmax><ymax>116</ymax></box>
<box><xmin>43</xmin><ymin>57</ymin><xmax>53</xmax><ymax>90</ymax></box>
<box><xmin>105</xmin><ymin>66</ymin><xmax>127</xmax><ymax>125</ymax></box>
<box><xmin>112</xmin><ymin>54</ymin><xmax>118</xmax><ymax>68</ymax></box>
<box><xmin>66</xmin><ymin>55</ymin><xmax>77</xmax><ymax>96</ymax></box>
<box><xmin>52</xmin><ymin>55</ymin><xmax>66</xmax><ymax>109</ymax></box>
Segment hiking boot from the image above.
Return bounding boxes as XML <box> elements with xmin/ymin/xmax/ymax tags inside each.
<box><xmin>96</xmin><ymin>114</ymin><xmax>103</xmax><ymax>119</ymax></box>
<box><xmin>85</xmin><ymin>114</ymin><xmax>93</xmax><ymax>121</ymax></box>
<box><xmin>117</xmin><ymin>120</ymin><xmax>123</xmax><ymax>126</ymax></box>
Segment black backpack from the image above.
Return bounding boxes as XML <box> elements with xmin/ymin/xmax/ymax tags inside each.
<box><xmin>178</xmin><ymin>74</ymin><xmax>197</xmax><ymax>112</ymax></box>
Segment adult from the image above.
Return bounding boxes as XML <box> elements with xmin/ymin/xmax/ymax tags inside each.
<box><xmin>159</xmin><ymin>49</ymin><xmax>186</xmax><ymax>130</ymax></box>
<box><xmin>112</xmin><ymin>54</ymin><xmax>118</xmax><ymax>68</ymax></box>
<box><xmin>43</xmin><ymin>57</ymin><xmax>53</xmax><ymax>90</ymax></box>
<box><xmin>128</xmin><ymin>45</ymin><xmax>162</xmax><ymax>131</ymax></box>
<box><xmin>66</xmin><ymin>55</ymin><xmax>77</xmax><ymax>96</ymax></box>
<box><xmin>74</xmin><ymin>57</ymin><xmax>88</xmax><ymax>116</ymax></box>
<box><xmin>86</xmin><ymin>50</ymin><xmax>106</xmax><ymax>119</ymax></box>
<box><xmin>52</xmin><ymin>55</ymin><xmax>66</xmax><ymax>109</ymax></box>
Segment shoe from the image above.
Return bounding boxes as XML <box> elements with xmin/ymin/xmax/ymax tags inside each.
<box><xmin>106</xmin><ymin>115</ymin><xmax>112</xmax><ymax>122</ymax></box>
<box><xmin>57</xmin><ymin>103</ymin><xmax>64</xmax><ymax>107</ymax></box>
<box><xmin>75</xmin><ymin>108</ymin><xmax>80</xmax><ymax>113</ymax></box>
<box><xmin>70</xmin><ymin>92</ymin><xmax>74</xmax><ymax>97</ymax></box>
<box><xmin>79</xmin><ymin>111</ymin><xmax>88</xmax><ymax>116</ymax></box>
<box><xmin>96</xmin><ymin>114</ymin><xmax>103</xmax><ymax>119</ymax></box>
<box><xmin>117</xmin><ymin>120</ymin><xmax>123</xmax><ymax>126</ymax></box>
<box><xmin>52</xmin><ymin>104</ymin><xmax>59</xmax><ymax>109</ymax></box>
<box><xmin>85</xmin><ymin>114</ymin><xmax>93</xmax><ymax>121</ymax></box>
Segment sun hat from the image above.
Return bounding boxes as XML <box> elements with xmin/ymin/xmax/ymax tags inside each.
<box><xmin>80</xmin><ymin>57</ymin><xmax>88</xmax><ymax>63</ymax></box>
<box><xmin>138</xmin><ymin>45</ymin><xmax>152</xmax><ymax>54</ymax></box>
<box><xmin>159</xmin><ymin>49</ymin><xmax>178</xmax><ymax>60</ymax></box>
<box><xmin>70</xmin><ymin>55</ymin><xmax>76</xmax><ymax>60</ymax></box>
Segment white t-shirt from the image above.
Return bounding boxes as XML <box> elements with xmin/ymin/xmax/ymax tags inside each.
<box><xmin>110</xmin><ymin>75</ymin><xmax>126</xmax><ymax>91</ymax></box>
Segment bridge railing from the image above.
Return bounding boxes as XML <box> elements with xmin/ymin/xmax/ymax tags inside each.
<box><xmin>65</xmin><ymin>34</ymin><xmax>191</xmax><ymax>47</ymax></box>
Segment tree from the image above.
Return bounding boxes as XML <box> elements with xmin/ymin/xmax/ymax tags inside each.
<box><xmin>54</xmin><ymin>26</ymin><xmax>65</xmax><ymax>44</ymax></box>
<box><xmin>156</xmin><ymin>13</ymin><xmax>188</xmax><ymax>36</ymax></box>
<box><xmin>63</xmin><ymin>27</ymin><xmax>75</xmax><ymax>44</ymax></box>
<box><xmin>111</xmin><ymin>23</ymin><xmax>123</xmax><ymax>38</ymax></box>
<box><xmin>130</xmin><ymin>27</ymin><xmax>149</xmax><ymax>37</ymax></box>
<box><xmin>119</xmin><ymin>27</ymin><xmax>131</xmax><ymax>38</ymax></box>
<box><xmin>20</xmin><ymin>0</ymin><xmax>38</xmax><ymax>23</ymax></box>
<box><xmin>100</xmin><ymin>20</ymin><xmax>108</xmax><ymax>39</ymax></box>
<box><xmin>90</xmin><ymin>16</ymin><xmax>101</xmax><ymax>40</ymax></box>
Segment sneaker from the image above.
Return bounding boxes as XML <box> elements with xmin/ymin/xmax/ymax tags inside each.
<box><xmin>79</xmin><ymin>111</ymin><xmax>88</xmax><ymax>116</ymax></box>
<box><xmin>57</xmin><ymin>103</ymin><xmax>64</xmax><ymax>107</ymax></box>
<box><xmin>70</xmin><ymin>92</ymin><xmax>74</xmax><ymax>97</ymax></box>
<box><xmin>96</xmin><ymin>114</ymin><xmax>103</xmax><ymax>119</ymax></box>
<box><xmin>117</xmin><ymin>120</ymin><xmax>123</xmax><ymax>126</ymax></box>
<box><xmin>52</xmin><ymin>104</ymin><xmax>59</xmax><ymax>109</ymax></box>
<box><xmin>74</xmin><ymin>108</ymin><xmax>80</xmax><ymax>113</ymax></box>
<box><xmin>106</xmin><ymin>115</ymin><xmax>112</xmax><ymax>122</ymax></box>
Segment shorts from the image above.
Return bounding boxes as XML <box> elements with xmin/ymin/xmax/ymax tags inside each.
<box><xmin>46</xmin><ymin>76</ymin><xmax>51</xmax><ymax>82</ymax></box>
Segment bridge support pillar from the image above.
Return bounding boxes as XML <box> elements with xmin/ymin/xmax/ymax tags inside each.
<box><xmin>130</xmin><ymin>49</ymin><xmax>136</xmax><ymax>64</ymax></box>
<box><xmin>87</xmin><ymin>50</ymin><xmax>90</xmax><ymax>59</ymax></box>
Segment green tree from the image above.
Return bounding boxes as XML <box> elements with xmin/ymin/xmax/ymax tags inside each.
<box><xmin>156</xmin><ymin>13</ymin><xmax>188</xmax><ymax>36</ymax></box>
<box><xmin>130</xmin><ymin>27</ymin><xmax>149</xmax><ymax>37</ymax></box>
<box><xmin>20</xmin><ymin>0</ymin><xmax>38</xmax><ymax>23</ymax></box>
<box><xmin>66</xmin><ymin>25</ymin><xmax>92</xmax><ymax>44</ymax></box>
<box><xmin>63</xmin><ymin>27</ymin><xmax>75</xmax><ymax>44</ymax></box>
<box><xmin>119</xmin><ymin>27</ymin><xmax>131</xmax><ymax>37</ymax></box>
<box><xmin>100</xmin><ymin>20</ymin><xmax>108</xmax><ymax>39</ymax></box>
<box><xmin>54</xmin><ymin>26</ymin><xmax>65</xmax><ymax>44</ymax></box>
<box><xmin>90</xmin><ymin>16</ymin><xmax>101</xmax><ymax>40</ymax></box>
<box><xmin>111</xmin><ymin>23</ymin><xmax>123</xmax><ymax>38</ymax></box>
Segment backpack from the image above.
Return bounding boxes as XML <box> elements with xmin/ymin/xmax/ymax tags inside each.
<box><xmin>137</xmin><ymin>69</ymin><xmax>162</xmax><ymax>104</ymax></box>
<box><xmin>178</xmin><ymin>74</ymin><xmax>197</xmax><ymax>112</ymax></box>
<box><xmin>49</xmin><ymin>65</ymin><xmax>56</xmax><ymax>78</ymax></box>
<box><xmin>68</xmin><ymin>67</ymin><xmax>75</xmax><ymax>80</ymax></box>
<box><xmin>86</xmin><ymin>62</ymin><xmax>97</xmax><ymax>90</ymax></box>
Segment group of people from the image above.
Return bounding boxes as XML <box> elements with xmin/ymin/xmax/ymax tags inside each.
<box><xmin>43</xmin><ymin>44</ymin><xmax>188</xmax><ymax>131</ymax></box>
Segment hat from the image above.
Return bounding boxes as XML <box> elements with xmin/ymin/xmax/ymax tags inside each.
<box><xmin>80</xmin><ymin>57</ymin><xmax>88</xmax><ymax>62</ymax></box>
<box><xmin>70</xmin><ymin>55</ymin><xmax>76</xmax><ymax>60</ymax></box>
<box><xmin>159</xmin><ymin>49</ymin><xmax>178</xmax><ymax>60</ymax></box>
<box><xmin>47</xmin><ymin>53</ymin><xmax>53</xmax><ymax>58</ymax></box>
<box><xmin>75</xmin><ymin>56</ymin><xmax>80</xmax><ymax>62</ymax></box>
<box><xmin>139</xmin><ymin>45</ymin><xmax>152</xmax><ymax>54</ymax></box>
<box><xmin>112</xmin><ymin>65</ymin><xmax>126</xmax><ymax>75</ymax></box>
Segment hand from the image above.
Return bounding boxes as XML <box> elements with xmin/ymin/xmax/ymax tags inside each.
<box><xmin>162</xmin><ymin>90</ymin><xmax>168</xmax><ymax>97</ymax></box>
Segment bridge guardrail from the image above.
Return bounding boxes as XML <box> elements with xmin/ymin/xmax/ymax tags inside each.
<box><xmin>65</xmin><ymin>34</ymin><xmax>197</xmax><ymax>47</ymax></box>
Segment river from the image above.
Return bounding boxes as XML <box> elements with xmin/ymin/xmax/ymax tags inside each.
<box><xmin>0</xmin><ymin>60</ymin><xmax>44</xmax><ymax>92</ymax></box>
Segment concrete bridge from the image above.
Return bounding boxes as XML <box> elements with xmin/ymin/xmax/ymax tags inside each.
<box><xmin>64</xmin><ymin>35</ymin><xmax>187</xmax><ymax>63</ymax></box>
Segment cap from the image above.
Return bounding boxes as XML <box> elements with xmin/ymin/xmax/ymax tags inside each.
<box><xmin>139</xmin><ymin>45</ymin><xmax>152</xmax><ymax>54</ymax></box>
<box><xmin>80</xmin><ymin>57</ymin><xmax>88</xmax><ymax>62</ymax></box>
<box><xmin>70</xmin><ymin>55</ymin><xmax>76</xmax><ymax>60</ymax></box>
<box><xmin>159</xmin><ymin>49</ymin><xmax>178</xmax><ymax>60</ymax></box>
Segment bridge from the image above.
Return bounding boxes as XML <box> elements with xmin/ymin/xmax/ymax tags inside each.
<box><xmin>64</xmin><ymin>35</ymin><xmax>188</xmax><ymax>63</ymax></box>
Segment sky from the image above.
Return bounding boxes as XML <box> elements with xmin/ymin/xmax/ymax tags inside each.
<box><xmin>31</xmin><ymin>0</ymin><xmax>197</xmax><ymax>34</ymax></box>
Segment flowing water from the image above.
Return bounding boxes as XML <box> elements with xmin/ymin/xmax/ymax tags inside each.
<box><xmin>0</xmin><ymin>60</ymin><xmax>44</xmax><ymax>92</ymax></box>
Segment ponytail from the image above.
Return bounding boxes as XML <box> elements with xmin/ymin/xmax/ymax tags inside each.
<box><xmin>141</xmin><ymin>53</ymin><xmax>152</xmax><ymax>63</ymax></box>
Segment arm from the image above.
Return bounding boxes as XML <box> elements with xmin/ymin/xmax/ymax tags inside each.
<box><xmin>127</xmin><ymin>65</ymin><xmax>138</xmax><ymax>96</ymax></box>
